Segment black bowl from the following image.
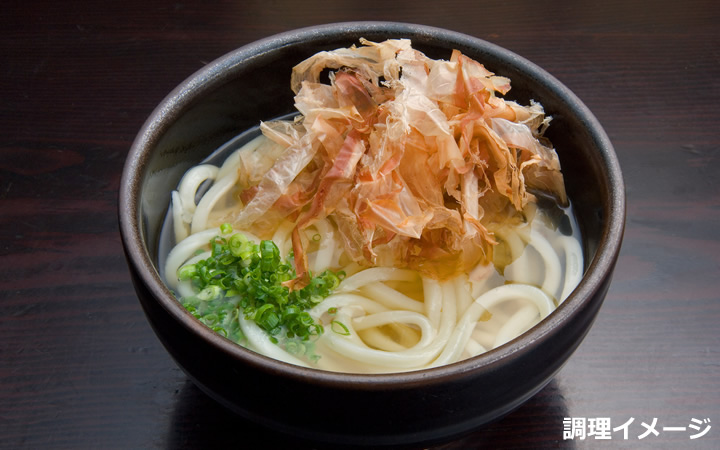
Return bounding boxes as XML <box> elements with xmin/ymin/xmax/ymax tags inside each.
<box><xmin>119</xmin><ymin>21</ymin><xmax>625</xmax><ymax>447</ymax></box>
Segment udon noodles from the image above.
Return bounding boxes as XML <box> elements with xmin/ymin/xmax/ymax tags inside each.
<box><xmin>162</xmin><ymin>39</ymin><xmax>583</xmax><ymax>373</ymax></box>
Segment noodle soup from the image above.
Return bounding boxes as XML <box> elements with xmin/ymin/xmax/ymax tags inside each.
<box><xmin>160</xmin><ymin>39</ymin><xmax>583</xmax><ymax>373</ymax></box>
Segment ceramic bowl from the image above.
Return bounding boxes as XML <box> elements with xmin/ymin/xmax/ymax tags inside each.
<box><xmin>119</xmin><ymin>21</ymin><xmax>625</xmax><ymax>447</ymax></box>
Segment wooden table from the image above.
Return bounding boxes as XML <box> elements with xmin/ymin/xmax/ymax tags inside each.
<box><xmin>2</xmin><ymin>1</ymin><xmax>718</xmax><ymax>448</ymax></box>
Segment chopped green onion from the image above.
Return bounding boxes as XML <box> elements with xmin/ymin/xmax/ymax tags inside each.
<box><xmin>176</xmin><ymin>231</ymin><xmax>343</xmax><ymax>353</ymax></box>
<box><xmin>197</xmin><ymin>285</ymin><xmax>222</xmax><ymax>301</ymax></box>
<box><xmin>178</xmin><ymin>264</ymin><xmax>197</xmax><ymax>281</ymax></box>
<box><xmin>220</xmin><ymin>223</ymin><xmax>233</xmax><ymax>234</ymax></box>
<box><xmin>331</xmin><ymin>320</ymin><xmax>350</xmax><ymax>336</ymax></box>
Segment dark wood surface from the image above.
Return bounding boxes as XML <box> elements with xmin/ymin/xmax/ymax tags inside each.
<box><xmin>2</xmin><ymin>1</ymin><xmax>719</xmax><ymax>448</ymax></box>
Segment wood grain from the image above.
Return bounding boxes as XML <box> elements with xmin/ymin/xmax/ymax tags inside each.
<box><xmin>2</xmin><ymin>0</ymin><xmax>719</xmax><ymax>448</ymax></box>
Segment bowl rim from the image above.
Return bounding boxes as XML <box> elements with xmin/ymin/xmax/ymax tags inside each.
<box><xmin>118</xmin><ymin>20</ymin><xmax>625</xmax><ymax>388</ymax></box>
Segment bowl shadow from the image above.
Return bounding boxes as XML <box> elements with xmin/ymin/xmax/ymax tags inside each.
<box><xmin>166</xmin><ymin>377</ymin><xmax>574</xmax><ymax>449</ymax></box>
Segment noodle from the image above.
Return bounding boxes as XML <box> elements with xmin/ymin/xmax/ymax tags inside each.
<box><xmin>163</xmin><ymin>134</ymin><xmax>582</xmax><ymax>373</ymax></box>
<box><xmin>191</xmin><ymin>171</ymin><xmax>239</xmax><ymax>235</ymax></box>
<box><xmin>160</xmin><ymin>39</ymin><xmax>584</xmax><ymax>373</ymax></box>
<box><xmin>359</xmin><ymin>282</ymin><xmax>425</xmax><ymax>313</ymax></box>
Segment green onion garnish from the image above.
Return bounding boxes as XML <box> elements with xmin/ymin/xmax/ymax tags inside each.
<box><xmin>331</xmin><ymin>320</ymin><xmax>350</xmax><ymax>336</ymax></box>
<box><xmin>220</xmin><ymin>223</ymin><xmax>233</xmax><ymax>234</ymax></box>
<box><xmin>178</xmin><ymin>225</ymin><xmax>343</xmax><ymax>351</ymax></box>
